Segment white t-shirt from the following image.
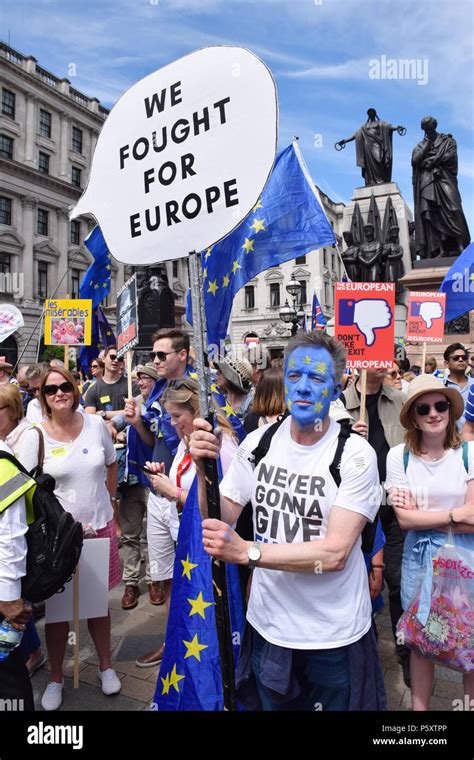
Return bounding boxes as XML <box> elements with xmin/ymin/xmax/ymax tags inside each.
<box><xmin>168</xmin><ymin>434</ymin><xmax>238</xmax><ymax>541</ymax></box>
<box><xmin>220</xmin><ymin>417</ymin><xmax>380</xmax><ymax>649</ymax></box>
<box><xmin>31</xmin><ymin>414</ymin><xmax>117</xmax><ymax>530</ymax></box>
<box><xmin>26</xmin><ymin>398</ymin><xmax>43</xmax><ymax>423</ymax></box>
<box><xmin>385</xmin><ymin>443</ymin><xmax>474</xmax><ymax>510</ymax></box>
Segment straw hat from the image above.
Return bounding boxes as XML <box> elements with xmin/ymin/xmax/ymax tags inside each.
<box><xmin>0</xmin><ymin>360</ymin><xmax>13</xmax><ymax>373</ymax></box>
<box><xmin>214</xmin><ymin>355</ymin><xmax>253</xmax><ymax>392</ymax></box>
<box><xmin>399</xmin><ymin>374</ymin><xmax>464</xmax><ymax>429</ymax></box>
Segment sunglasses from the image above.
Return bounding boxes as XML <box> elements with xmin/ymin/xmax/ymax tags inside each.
<box><xmin>42</xmin><ymin>381</ymin><xmax>75</xmax><ymax>396</ymax></box>
<box><xmin>450</xmin><ymin>354</ymin><xmax>468</xmax><ymax>361</ymax></box>
<box><xmin>415</xmin><ymin>400</ymin><xmax>450</xmax><ymax>416</ymax></box>
<box><xmin>91</xmin><ymin>364</ymin><xmax>99</xmax><ymax>369</ymax></box>
<box><xmin>149</xmin><ymin>350</ymin><xmax>180</xmax><ymax>362</ymax></box>
<box><xmin>387</xmin><ymin>370</ymin><xmax>403</xmax><ymax>379</ymax></box>
<box><xmin>107</xmin><ymin>354</ymin><xmax>123</xmax><ymax>362</ymax></box>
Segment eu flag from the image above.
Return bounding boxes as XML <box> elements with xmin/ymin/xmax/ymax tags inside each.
<box><xmin>440</xmin><ymin>243</ymin><xmax>474</xmax><ymax>321</ymax></box>
<box><xmin>311</xmin><ymin>290</ymin><xmax>327</xmax><ymax>331</ymax></box>
<box><xmin>79</xmin><ymin>225</ymin><xmax>113</xmax><ymax>308</ymax></box>
<box><xmin>186</xmin><ymin>142</ymin><xmax>336</xmax><ymax>349</ymax></box>
<box><xmin>153</xmin><ymin>477</ymin><xmax>245</xmax><ymax>711</ymax></box>
<box><xmin>79</xmin><ymin>306</ymin><xmax>116</xmax><ymax>377</ymax></box>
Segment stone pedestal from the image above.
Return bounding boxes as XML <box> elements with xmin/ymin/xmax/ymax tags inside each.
<box><xmin>343</xmin><ymin>182</ymin><xmax>413</xmax><ymax>341</ymax></box>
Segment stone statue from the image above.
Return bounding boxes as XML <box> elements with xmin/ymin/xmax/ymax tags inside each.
<box><xmin>335</xmin><ymin>108</ymin><xmax>406</xmax><ymax>186</ymax></box>
<box><xmin>358</xmin><ymin>224</ymin><xmax>383</xmax><ymax>282</ymax></box>
<box><xmin>341</xmin><ymin>231</ymin><xmax>360</xmax><ymax>281</ymax></box>
<box><xmin>408</xmin><ymin>221</ymin><xmax>418</xmax><ymax>264</ymax></box>
<box><xmin>412</xmin><ymin>116</ymin><xmax>471</xmax><ymax>258</ymax></box>
<box><xmin>383</xmin><ymin>226</ymin><xmax>404</xmax><ymax>296</ymax></box>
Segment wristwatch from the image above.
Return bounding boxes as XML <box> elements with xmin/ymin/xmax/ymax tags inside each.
<box><xmin>248</xmin><ymin>542</ymin><xmax>262</xmax><ymax>570</ymax></box>
<box><xmin>100</xmin><ymin>410</ymin><xmax>108</xmax><ymax>419</ymax></box>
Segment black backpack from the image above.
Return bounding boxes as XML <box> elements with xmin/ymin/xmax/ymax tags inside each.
<box><xmin>0</xmin><ymin>434</ymin><xmax>83</xmax><ymax>603</ymax></box>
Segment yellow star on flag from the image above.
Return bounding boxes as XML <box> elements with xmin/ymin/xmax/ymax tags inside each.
<box><xmin>169</xmin><ymin>663</ymin><xmax>185</xmax><ymax>693</ymax></box>
<box><xmin>205</xmin><ymin>247</ymin><xmax>213</xmax><ymax>260</ymax></box>
<box><xmin>183</xmin><ymin>634</ymin><xmax>208</xmax><ymax>662</ymax></box>
<box><xmin>322</xmin><ymin>388</ymin><xmax>329</xmax><ymax>397</ymax></box>
<box><xmin>207</xmin><ymin>279</ymin><xmax>219</xmax><ymax>296</ymax></box>
<box><xmin>106</xmin><ymin>264</ymin><xmax>111</xmax><ymax>270</ymax></box>
<box><xmin>250</xmin><ymin>218</ymin><xmax>265</xmax><ymax>233</ymax></box>
<box><xmin>181</xmin><ymin>554</ymin><xmax>198</xmax><ymax>580</ymax></box>
<box><xmin>284</xmin><ymin>385</ymin><xmax>289</xmax><ymax>395</ymax></box>
<box><xmin>221</xmin><ymin>400</ymin><xmax>234</xmax><ymax>418</ymax></box>
<box><xmin>242</xmin><ymin>238</ymin><xmax>254</xmax><ymax>254</ymax></box>
<box><xmin>222</xmin><ymin>275</ymin><xmax>230</xmax><ymax>288</ymax></box>
<box><xmin>232</xmin><ymin>260</ymin><xmax>241</xmax><ymax>275</ymax></box>
<box><xmin>253</xmin><ymin>199</ymin><xmax>263</xmax><ymax>212</ymax></box>
<box><xmin>211</xmin><ymin>382</ymin><xmax>219</xmax><ymax>393</ymax></box>
<box><xmin>187</xmin><ymin>591</ymin><xmax>213</xmax><ymax>619</ymax></box>
<box><xmin>161</xmin><ymin>672</ymin><xmax>171</xmax><ymax>695</ymax></box>
<box><xmin>203</xmin><ymin>267</ymin><xmax>207</xmax><ymax>281</ymax></box>
<box><xmin>94</xmin><ymin>284</ymin><xmax>99</xmax><ymax>289</ymax></box>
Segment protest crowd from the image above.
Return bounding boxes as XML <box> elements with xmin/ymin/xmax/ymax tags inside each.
<box><xmin>1</xmin><ymin>326</ymin><xmax>474</xmax><ymax>713</ymax></box>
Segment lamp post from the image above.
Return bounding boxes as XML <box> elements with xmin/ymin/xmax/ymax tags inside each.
<box><xmin>279</xmin><ymin>275</ymin><xmax>304</xmax><ymax>336</ymax></box>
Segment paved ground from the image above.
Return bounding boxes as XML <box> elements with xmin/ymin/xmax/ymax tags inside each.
<box><xmin>31</xmin><ymin>562</ymin><xmax>465</xmax><ymax>712</ymax></box>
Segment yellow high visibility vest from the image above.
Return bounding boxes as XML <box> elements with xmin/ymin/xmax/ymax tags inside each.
<box><xmin>0</xmin><ymin>458</ymin><xmax>37</xmax><ymax>523</ymax></box>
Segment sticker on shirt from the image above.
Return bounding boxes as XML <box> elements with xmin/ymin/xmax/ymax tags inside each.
<box><xmin>100</xmin><ymin>396</ymin><xmax>111</xmax><ymax>404</ymax></box>
<box><xmin>51</xmin><ymin>446</ymin><xmax>68</xmax><ymax>458</ymax></box>
<box><xmin>351</xmin><ymin>455</ymin><xmax>368</xmax><ymax>472</ymax></box>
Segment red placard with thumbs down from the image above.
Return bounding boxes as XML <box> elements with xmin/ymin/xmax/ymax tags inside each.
<box><xmin>406</xmin><ymin>291</ymin><xmax>446</xmax><ymax>343</ymax></box>
<box><xmin>335</xmin><ymin>282</ymin><xmax>396</xmax><ymax>369</ymax></box>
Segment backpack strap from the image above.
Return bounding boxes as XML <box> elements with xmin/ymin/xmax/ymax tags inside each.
<box><xmin>403</xmin><ymin>446</ymin><xmax>410</xmax><ymax>472</ymax></box>
<box><xmin>328</xmin><ymin>421</ymin><xmax>352</xmax><ymax>487</ymax></box>
<box><xmin>462</xmin><ymin>440</ymin><xmax>469</xmax><ymax>473</ymax></box>
<box><xmin>31</xmin><ymin>425</ymin><xmax>45</xmax><ymax>471</ymax></box>
<box><xmin>250</xmin><ymin>410</ymin><xmax>290</xmax><ymax>468</ymax></box>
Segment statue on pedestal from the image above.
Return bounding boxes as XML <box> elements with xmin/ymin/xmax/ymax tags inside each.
<box><xmin>358</xmin><ymin>224</ymin><xmax>383</xmax><ymax>282</ymax></box>
<box><xmin>412</xmin><ymin>116</ymin><xmax>471</xmax><ymax>258</ymax></box>
<box><xmin>335</xmin><ymin>108</ymin><xmax>406</xmax><ymax>186</ymax></box>
<box><xmin>383</xmin><ymin>225</ymin><xmax>404</xmax><ymax>297</ymax></box>
<box><xmin>341</xmin><ymin>231</ymin><xmax>360</xmax><ymax>281</ymax></box>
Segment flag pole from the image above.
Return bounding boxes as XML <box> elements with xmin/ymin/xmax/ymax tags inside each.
<box><xmin>188</xmin><ymin>250</ymin><xmax>236</xmax><ymax>712</ymax></box>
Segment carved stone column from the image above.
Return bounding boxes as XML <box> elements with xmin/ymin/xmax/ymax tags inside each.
<box><xmin>59</xmin><ymin>113</ymin><xmax>70</xmax><ymax>179</ymax></box>
<box><xmin>56</xmin><ymin>208</ymin><xmax>70</xmax><ymax>293</ymax></box>
<box><xmin>20</xmin><ymin>195</ymin><xmax>37</xmax><ymax>302</ymax></box>
<box><xmin>24</xmin><ymin>94</ymin><xmax>38</xmax><ymax>166</ymax></box>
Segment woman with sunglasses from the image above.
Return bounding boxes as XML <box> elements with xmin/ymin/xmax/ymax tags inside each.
<box><xmin>81</xmin><ymin>358</ymin><xmax>104</xmax><ymax>398</ymax></box>
<box><xmin>33</xmin><ymin>367</ymin><xmax>121</xmax><ymax>711</ymax></box>
<box><xmin>385</xmin><ymin>374</ymin><xmax>474</xmax><ymax>710</ymax></box>
<box><xmin>135</xmin><ymin>377</ymin><xmax>238</xmax><ymax>668</ymax></box>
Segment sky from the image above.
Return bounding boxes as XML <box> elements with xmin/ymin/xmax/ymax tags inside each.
<box><xmin>2</xmin><ymin>0</ymin><xmax>473</xmax><ymax>231</ymax></box>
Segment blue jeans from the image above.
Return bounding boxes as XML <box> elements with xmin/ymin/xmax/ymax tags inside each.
<box><xmin>250</xmin><ymin>629</ymin><xmax>350</xmax><ymax>711</ymax></box>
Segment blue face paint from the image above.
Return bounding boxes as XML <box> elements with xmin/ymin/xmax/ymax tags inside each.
<box><xmin>284</xmin><ymin>346</ymin><xmax>341</xmax><ymax>430</ymax></box>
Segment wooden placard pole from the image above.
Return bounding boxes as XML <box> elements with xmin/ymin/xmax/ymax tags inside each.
<box><xmin>359</xmin><ymin>368</ymin><xmax>367</xmax><ymax>423</ymax></box>
<box><xmin>421</xmin><ymin>342</ymin><xmax>428</xmax><ymax>375</ymax></box>
<box><xmin>73</xmin><ymin>566</ymin><xmax>80</xmax><ymax>688</ymax></box>
<box><xmin>126</xmin><ymin>350</ymin><xmax>133</xmax><ymax>399</ymax></box>
<box><xmin>64</xmin><ymin>344</ymin><xmax>69</xmax><ymax>371</ymax></box>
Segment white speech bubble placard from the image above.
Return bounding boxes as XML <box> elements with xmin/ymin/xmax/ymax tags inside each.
<box><xmin>71</xmin><ymin>46</ymin><xmax>278</xmax><ymax>265</ymax></box>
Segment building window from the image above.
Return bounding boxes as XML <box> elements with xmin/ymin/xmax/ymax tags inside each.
<box><xmin>298</xmin><ymin>280</ymin><xmax>307</xmax><ymax>305</ymax></box>
<box><xmin>295</xmin><ymin>255</ymin><xmax>306</xmax><ymax>265</ymax></box>
<box><xmin>39</xmin><ymin>109</ymin><xmax>52</xmax><ymax>138</ymax></box>
<box><xmin>71</xmin><ymin>268</ymin><xmax>81</xmax><ymax>299</ymax></box>
<box><xmin>245</xmin><ymin>285</ymin><xmax>255</xmax><ymax>309</ymax></box>
<box><xmin>38</xmin><ymin>261</ymin><xmax>48</xmax><ymax>299</ymax></box>
<box><xmin>324</xmin><ymin>281</ymin><xmax>331</xmax><ymax>308</ymax></box>
<box><xmin>172</xmin><ymin>260</ymin><xmax>178</xmax><ymax>278</ymax></box>
<box><xmin>270</xmin><ymin>282</ymin><xmax>280</xmax><ymax>307</ymax></box>
<box><xmin>0</xmin><ymin>197</ymin><xmax>12</xmax><ymax>226</ymax></box>
<box><xmin>70</xmin><ymin>220</ymin><xmax>81</xmax><ymax>245</ymax></box>
<box><xmin>38</xmin><ymin>151</ymin><xmax>50</xmax><ymax>174</ymax></box>
<box><xmin>71</xmin><ymin>165</ymin><xmax>81</xmax><ymax>188</ymax></box>
<box><xmin>0</xmin><ymin>253</ymin><xmax>11</xmax><ymax>274</ymax></box>
<box><xmin>72</xmin><ymin>126</ymin><xmax>83</xmax><ymax>154</ymax></box>
<box><xmin>37</xmin><ymin>208</ymin><xmax>49</xmax><ymax>236</ymax></box>
<box><xmin>2</xmin><ymin>89</ymin><xmax>15</xmax><ymax>120</ymax></box>
<box><xmin>0</xmin><ymin>134</ymin><xmax>13</xmax><ymax>159</ymax></box>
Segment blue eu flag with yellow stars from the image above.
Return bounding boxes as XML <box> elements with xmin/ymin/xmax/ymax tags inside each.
<box><xmin>153</xmin><ymin>476</ymin><xmax>245</xmax><ymax>711</ymax></box>
<box><xmin>186</xmin><ymin>141</ymin><xmax>336</xmax><ymax>349</ymax></box>
<box><xmin>79</xmin><ymin>306</ymin><xmax>115</xmax><ymax>377</ymax></box>
<box><xmin>79</xmin><ymin>225</ymin><xmax>113</xmax><ymax>308</ymax></box>
<box><xmin>440</xmin><ymin>243</ymin><xmax>474</xmax><ymax>321</ymax></box>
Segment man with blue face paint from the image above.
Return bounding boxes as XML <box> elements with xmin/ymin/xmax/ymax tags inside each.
<box><xmin>191</xmin><ymin>331</ymin><xmax>386</xmax><ymax>711</ymax></box>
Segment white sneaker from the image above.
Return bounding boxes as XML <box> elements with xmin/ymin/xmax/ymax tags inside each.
<box><xmin>41</xmin><ymin>681</ymin><xmax>64</xmax><ymax>711</ymax></box>
<box><xmin>98</xmin><ymin>668</ymin><xmax>121</xmax><ymax>695</ymax></box>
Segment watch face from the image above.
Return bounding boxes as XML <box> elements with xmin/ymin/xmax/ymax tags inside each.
<box><xmin>248</xmin><ymin>545</ymin><xmax>261</xmax><ymax>561</ymax></box>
